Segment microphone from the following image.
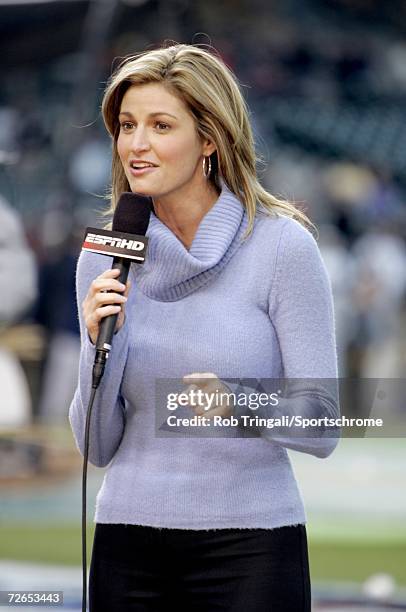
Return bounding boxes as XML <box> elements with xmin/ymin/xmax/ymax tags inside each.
<box><xmin>82</xmin><ymin>192</ymin><xmax>151</xmax><ymax>388</ymax></box>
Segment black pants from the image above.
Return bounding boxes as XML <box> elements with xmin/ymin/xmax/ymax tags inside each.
<box><xmin>89</xmin><ymin>523</ymin><xmax>311</xmax><ymax>612</ymax></box>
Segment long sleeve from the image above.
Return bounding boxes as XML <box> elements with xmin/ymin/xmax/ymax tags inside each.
<box><xmin>68</xmin><ymin>250</ymin><xmax>130</xmax><ymax>467</ymax></box>
<box><xmin>231</xmin><ymin>218</ymin><xmax>340</xmax><ymax>458</ymax></box>
<box><xmin>264</xmin><ymin>218</ymin><xmax>340</xmax><ymax>457</ymax></box>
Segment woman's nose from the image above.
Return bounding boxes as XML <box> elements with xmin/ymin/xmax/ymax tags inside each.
<box><xmin>130</xmin><ymin>126</ymin><xmax>151</xmax><ymax>152</ymax></box>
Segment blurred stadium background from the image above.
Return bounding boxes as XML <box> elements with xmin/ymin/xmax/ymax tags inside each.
<box><xmin>0</xmin><ymin>0</ymin><xmax>405</xmax><ymax>609</ymax></box>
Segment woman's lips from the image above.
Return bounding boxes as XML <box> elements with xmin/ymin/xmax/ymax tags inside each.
<box><xmin>129</xmin><ymin>166</ymin><xmax>158</xmax><ymax>177</ymax></box>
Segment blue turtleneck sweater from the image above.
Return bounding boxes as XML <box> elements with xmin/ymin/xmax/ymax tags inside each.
<box><xmin>69</xmin><ymin>183</ymin><xmax>339</xmax><ymax>530</ymax></box>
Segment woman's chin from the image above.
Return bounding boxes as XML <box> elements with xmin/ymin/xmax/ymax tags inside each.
<box><xmin>129</xmin><ymin>185</ymin><xmax>155</xmax><ymax>197</ymax></box>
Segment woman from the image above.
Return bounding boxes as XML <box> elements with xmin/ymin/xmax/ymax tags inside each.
<box><xmin>69</xmin><ymin>43</ymin><xmax>339</xmax><ymax>611</ymax></box>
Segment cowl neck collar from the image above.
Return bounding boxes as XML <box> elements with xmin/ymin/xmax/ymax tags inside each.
<box><xmin>131</xmin><ymin>182</ymin><xmax>248</xmax><ymax>302</ymax></box>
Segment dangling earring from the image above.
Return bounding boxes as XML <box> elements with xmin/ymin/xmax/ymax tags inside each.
<box><xmin>202</xmin><ymin>155</ymin><xmax>212</xmax><ymax>179</ymax></box>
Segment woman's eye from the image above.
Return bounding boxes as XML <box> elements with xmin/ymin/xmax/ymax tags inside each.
<box><xmin>155</xmin><ymin>122</ymin><xmax>170</xmax><ymax>131</ymax></box>
<box><xmin>120</xmin><ymin>122</ymin><xmax>134</xmax><ymax>131</ymax></box>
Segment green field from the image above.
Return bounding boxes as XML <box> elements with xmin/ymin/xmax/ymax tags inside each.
<box><xmin>0</xmin><ymin>523</ymin><xmax>405</xmax><ymax>586</ymax></box>
<box><xmin>0</xmin><ymin>524</ymin><xmax>94</xmax><ymax>566</ymax></box>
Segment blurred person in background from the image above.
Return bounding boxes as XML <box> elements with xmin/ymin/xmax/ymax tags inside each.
<box><xmin>36</xmin><ymin>224</ymin><xmax>81</xmax><ymax>425</ymax></box>
<box><xmin>69</xmin><ymin>43</ymin><xmax>339</xmax><ymax>611</ymax></box>
<box><xmin>0</xmin><ymin>194</ymin><xmax>37</xmax><ymax>429</ymax></box>
<box><xmin>351</xmin><ymin>225</ymin><xmax>406</xmax><ymax>378</ymax></box>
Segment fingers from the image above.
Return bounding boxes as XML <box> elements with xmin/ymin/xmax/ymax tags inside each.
<box><xmin>183</xmin><ymin>372</ymin><xmax>217</xmax><ymax>387</ymax></box>
<box><xmin>183</xmin><ymin>373</ymin><xmax>219</xmax><ymax>401</ymax></box>
<box><xmin>90</xmin><ymin>268</ymin><xmax>127</xmax><ymax>295</ymax></box>
<box><xmin>83</xmin><ymin>268</ymin><xmax>132</xmax><ymax>343</ymax></box>
<box><xmin>93</xmin><ymin>291</ymin><xmax>127</xmax><ymax>307</ymax></box>
<box><xmin>87</xmin><ymin>268</ymin><xmax>129</xmax><ymax>304</ymax></box>
<box><xmin>183</xmin><ymin>373</ymin><xmax>220</xmax><ymax>400</ymax></box>
<box><xmin>201</xmin><ymin>404</ymin><xmax>233</xmax><ymax>419</ymax></box>
<box><xmin>92</xmin><ymin>304</ymin><xmax>122</xmax><ymax>324</ymax></box>
<box><xmin>182</xmin><ymin>372</ymin><xmax>233</xmax><ymax>418</ymax></box>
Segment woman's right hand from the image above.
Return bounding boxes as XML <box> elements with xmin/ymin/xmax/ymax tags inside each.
<box><xmin>82</xmin><ymin>268</ymin><xmax>131</xmax><ymax>345</ymax></box>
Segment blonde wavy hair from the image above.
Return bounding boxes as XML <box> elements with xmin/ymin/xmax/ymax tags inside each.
<box><xmin>101</xmin><ymin>42</ymin><xmax>312</xmax><ymax>235</ymax></box>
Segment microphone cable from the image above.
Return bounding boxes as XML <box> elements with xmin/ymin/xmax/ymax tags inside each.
<box><xmin>81</xmin><ymin>355</ymin><xmax>106</xmax><ymax>612</ymax></box>
<box><xmin>81</xmin><ymin>388</ymin><xmax>97</xmax><ymax>612</ymax></box>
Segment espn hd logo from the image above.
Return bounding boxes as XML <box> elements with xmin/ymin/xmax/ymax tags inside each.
<box><xmin>82</xmin><ymin>227</ymin><xmax>148</xmax><ymax>262</ymax></box>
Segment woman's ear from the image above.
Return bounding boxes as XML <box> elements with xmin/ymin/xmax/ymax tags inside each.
<box><xmin>202</xmin><ymin>139</ymin><xmax>217</xmax><ymax>157</ymax></box>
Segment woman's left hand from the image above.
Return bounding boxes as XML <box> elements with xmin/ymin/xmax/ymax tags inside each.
<box><xmin>182</xmin><ymin>372</ymin><xmax>234</xmax><ymax>420</ymax></box>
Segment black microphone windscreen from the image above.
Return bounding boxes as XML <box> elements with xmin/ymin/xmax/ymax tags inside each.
<box><xmin>112</xmin><ymin>192</ymin><xmax>152</xmax><ymax>235</ymax></box>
